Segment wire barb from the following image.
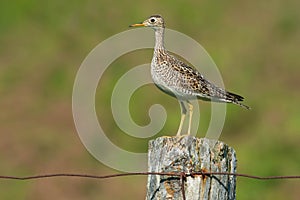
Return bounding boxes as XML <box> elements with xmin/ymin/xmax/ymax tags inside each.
<box><xmin>180</xmin><ymin>172</ymin><xmax>187</xmax><ymax>200</ymax></box>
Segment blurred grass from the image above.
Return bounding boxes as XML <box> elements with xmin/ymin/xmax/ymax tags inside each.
<box><xmin>0</xmin><ymin>0</ymin><xmax>300</xmax><ymax>199</ymax></box>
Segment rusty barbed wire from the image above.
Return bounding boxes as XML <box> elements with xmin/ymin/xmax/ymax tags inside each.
<box><xmin>0</xmin><ymin>171</ymin><xmax>299</xmax><ymax>181</ymax></box>
<box><xmin>0</xmin><ymin>171</ymin><xmax>299</xmax><ymax>200</ymax></box>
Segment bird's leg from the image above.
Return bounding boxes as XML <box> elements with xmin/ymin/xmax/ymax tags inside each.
<box><xmin>187</xmin><ymin>101</ymin><xmax>193</xmax><ymax>135</ymax></box>
<box><xmin>176</xmin><ymin>101</ymin><xmax>187</xmax><ymax>136</ymax></box>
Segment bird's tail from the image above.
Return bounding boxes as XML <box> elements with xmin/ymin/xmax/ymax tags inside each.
<box><xmin>226</xmin><ymin>91</ymin><xmax>251</xmax><ymax>110</ymax></box>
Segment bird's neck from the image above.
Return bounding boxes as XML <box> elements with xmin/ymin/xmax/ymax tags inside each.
<box><xmin>154</xmin><ymin>28</ymin><xmax>165</xmax><ymax>53</ymax></box>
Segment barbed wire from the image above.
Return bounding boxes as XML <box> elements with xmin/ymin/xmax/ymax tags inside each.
<box><xmin>0</xmin><ymin>171</ymin><xmax>299</xmax><ymax>200</ymax></box>
<box><xmin>0</xmin><ymin>172</ymin><xmax>300</xmax><ymax>180</ymax></box>
<box><xmin>1</xmin><ymin>171</ymin><xmax>299</xmax><ymax>181</ymax></box>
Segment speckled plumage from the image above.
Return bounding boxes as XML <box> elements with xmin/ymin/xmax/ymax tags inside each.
<box><xmin>152</xmin><ymin>48</ymin><xmax>247</xmax><ymax>105</ymax></box>
<box><xmin>130</xmin><ymin>15</ymin><xmax>249</xmax><ymax>135</ymax></box>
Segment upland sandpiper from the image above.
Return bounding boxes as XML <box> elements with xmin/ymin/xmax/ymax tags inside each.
<box><xmin>130</xmin><ymin>15</ymin><xmax>249</xmax><ymax>136</ymax></box>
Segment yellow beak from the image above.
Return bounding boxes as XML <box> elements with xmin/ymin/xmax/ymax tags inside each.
<box><xmin>129</xmin><ymin>23</ymin><xmax>145</xmax><ymax>27</ymax></box>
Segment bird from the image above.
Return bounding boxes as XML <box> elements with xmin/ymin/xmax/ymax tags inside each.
<box><xmin>130</xmin><ymin>15</ymin><xmax>250</xmax><ymax>136</ymax></box>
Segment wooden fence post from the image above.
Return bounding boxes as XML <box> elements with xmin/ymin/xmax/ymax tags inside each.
<box><xmin>146</xmin><ymin>136</ymin><xmax>237</xmax><ymax>200</ymax></box>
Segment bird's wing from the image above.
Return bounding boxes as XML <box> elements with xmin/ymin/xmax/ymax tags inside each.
<box><xmin>174</xmin><ymin>60</ymin><xmax>250</xmax><ymax>109</ymax></box>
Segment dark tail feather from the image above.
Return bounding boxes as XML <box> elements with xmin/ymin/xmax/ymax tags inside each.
<box><xmin>232</xmin><ymin>100</ymin><xmax>251</xmax><ymax>110</ymax></box>
<box><xmin>226</xmin><ymin>91</ymin><xmax>251</xmax><ymax>110</ymax></box>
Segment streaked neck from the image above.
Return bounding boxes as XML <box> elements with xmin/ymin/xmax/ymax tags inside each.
<box><xmin>154</xmin><ymin>27</ymin><xmax>165</xmax><ymax>52</ymax></box>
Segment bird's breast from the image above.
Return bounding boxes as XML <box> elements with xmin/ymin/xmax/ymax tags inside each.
<box><xmin>150</xmin><ymin>57</ymin><xmax>191</xmax><ymax>99</ymax></box>
<box><xmin>150</xmin><ymin>58</ymin><xmax>174</xmax><ymax>87</ymax></box>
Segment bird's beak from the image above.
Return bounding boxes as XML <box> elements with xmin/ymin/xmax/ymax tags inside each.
<box><xmin>129</xmin><ymin>23</ymin><xmax>145</xmax><ymax>27</ymax></box>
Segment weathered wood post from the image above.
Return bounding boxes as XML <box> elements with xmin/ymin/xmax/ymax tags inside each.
<box><xmin>146</xmin><ymin>136</ymin><xmax>236</xmax><ymax>200</ymax></box>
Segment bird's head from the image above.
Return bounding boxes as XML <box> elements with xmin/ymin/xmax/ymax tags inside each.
<box><xmin>129</xmin><ymin>15</ymin><xmax>165</xmax><ymax>30</ymax></box>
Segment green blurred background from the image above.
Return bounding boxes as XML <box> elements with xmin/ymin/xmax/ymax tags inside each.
<box><xmin>1</xmin><ymin>0</ymin><xmax>300</xmax><ymax>199</ymax></box>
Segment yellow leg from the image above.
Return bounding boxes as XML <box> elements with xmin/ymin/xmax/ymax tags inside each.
<box><xmin>187</xmin><ymin>101</ymin><xmax>193</xmax><ymax>135</ymax></box>
<box><xmin>176</xmin><ymin>113</ymin><xmax>186</xmax><ymax>136</ymax></box>
<box><xmin>176</xmin><ymin>101</ymin><xmax>187</xmax><ymax>136</ymax></box>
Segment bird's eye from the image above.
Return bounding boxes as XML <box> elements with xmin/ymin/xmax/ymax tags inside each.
<box><xmin>150</xmin><ymin>18</ymin><xmax>156</xmax><ymax>23</ymax></box>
